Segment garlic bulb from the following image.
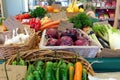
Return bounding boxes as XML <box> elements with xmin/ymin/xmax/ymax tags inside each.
<box><xmin>4</xmin><ymin>28</ymin><xmax>30</xmax><ymax>45</ymax></box>
<box><xmin>4</xmin><ymin>35</ymin><xmax>13</xmax><ymax>45</ymax></box>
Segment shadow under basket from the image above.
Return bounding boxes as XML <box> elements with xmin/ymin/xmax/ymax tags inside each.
<box><xmin>0</xmin><ymin>27</ymin><xmax>36</xmax><ymax>59</ymax></box>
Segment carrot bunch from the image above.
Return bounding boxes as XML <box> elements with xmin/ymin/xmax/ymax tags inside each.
<box><xmin>40</xmin><ymin>20</ymin><xmax>60</xmax><ymax>30</ymax></box>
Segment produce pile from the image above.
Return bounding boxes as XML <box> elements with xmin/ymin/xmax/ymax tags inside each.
<box><xmin>45</xmin><ymin>28</ymin><xmax>91</xmax><ymax>46</ymax></box>
<box><xmin>30</xmin><ymin>7</ymin><xmax>46</xmax><ymax>18</ymax></box>
<box><xmin>24</xmin><ymin>60</ymin><xmax>88</xmax><ymax>80</ymax></box>
<box><xmin>15</xmin><ymin>13</ymin><xmax>30</xmax><ymax>21</ymax></box>
<box><xmin>68</xmin><ymin>12</ymin><xmax>98</xmax><ymax>32</ymax></box>
<box><xmin>4</xmin><ymin>27</ymin><xmax>30</xmax><ymax>45</ymax></box>
<box><xmin>92</xmin><ymin>23</ymin><xmax>120</xmax><ymax>50</ymax></box>
<box><xmin>66</xmin><ymin>0</ymin><xmax>84</xmax><ymax>13</ymax></box>
<box><xmin>6</xmin><ymin>49</ymin><xmax>95</xmax><ymax>80</ymax></box>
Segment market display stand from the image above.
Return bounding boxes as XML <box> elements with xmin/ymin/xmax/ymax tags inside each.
<box><xmin>0</xmin><ymin>1</ymin><xmax>120</xmax><ymax>79</ymax></box>
<box><xmin>94</xmin><ymin>0</ymin><xmax>120</xmax><ymax>27</ymax></box>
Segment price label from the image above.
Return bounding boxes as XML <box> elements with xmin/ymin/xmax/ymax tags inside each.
<box><xmin>50</xmin><ymin>11</ymin><xmax>67</xmax><ymax>21</ymax></box>
<box><xmin>3</xmin><ymin>16</ymin><xmax>24</xmax><ymax>31</ymax></box>
<box><xmin>58</xmin><ymin>20</ymin><xmax>74</xmax><ymax>31</ymax></box>
<box><xmin>0</xmin><ymin>64</ymin><xmax>27</xmax><ymax>80</ymax></box>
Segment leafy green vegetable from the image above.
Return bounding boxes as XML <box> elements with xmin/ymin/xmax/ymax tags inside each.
<box><xmin>93</xmin><ymin>23</ymin><xmax>120</xmax><ymax>50</ymax></box>
<box><xmin>92</xmin><ymin>23</ymin><xmax>109</xmax><ymax>42</ymax></box>
<box><xmin>30</xmin><ymin>7</ymin><xmax>46</xmax><ymax>18</ymax></box>
<box><xmin>68</xmin><ymin>12</ymin><xmax>92</xmax><ymax>29</ymax></box>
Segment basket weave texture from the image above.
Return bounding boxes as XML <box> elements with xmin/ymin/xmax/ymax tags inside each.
<box><xmin>7</xmin><ymin>49</ymin><xmax>95</xmax><ymax>76</ymax></box>
<box><xmin>0</xmin><ymin>27</ymin><xmax>37</xmax><ymax>59</ymax></box>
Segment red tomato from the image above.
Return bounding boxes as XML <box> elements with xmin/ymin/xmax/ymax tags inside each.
<box><xmin>18</xmin><ymin>14</ymin><xmax>25</xmax><ymax>20</ymax></box>
<box><xmin>24</xmin><ymin>13</ymin><xmax>30</xmax><ymax>19</ymax></box>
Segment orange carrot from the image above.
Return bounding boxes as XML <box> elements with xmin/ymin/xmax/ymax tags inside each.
<box><xmin>41</xmin><ymin>24</ymin><xmax>59</xmax><ymax>30</ymax></box>
<box><xmin>48</xmin><ymin>24</ymin><xmax>59</xmax><ymax>29</ymax></box>
<box><xmin>74</xmin><ymin>62</ymin><xmax>83</xmax><ymax>80</ymax></box>
<box><xmin>40</xmin><ymin>20</ymin><xmax>60</xmax><ymax>30</ymax></box>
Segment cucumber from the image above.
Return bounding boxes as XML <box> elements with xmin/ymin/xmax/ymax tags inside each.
<box><xmin>45</xmin><ymin>62</ymin><xmax>54</xmax><ymax>80</ymax></box>
<box><xmin>60</xmin><ymin>62</ymin><xmax>68</xmax><ymax>80</ymax></box>
<box><xmin>82</xmin><ymin>68</ymin><xmax>88</xmax><ymax>80</ymax></box>
<box><xmin>56</xmin><ymin>60</ymin><xmax>63</xmax><ymax>80</ymax></box>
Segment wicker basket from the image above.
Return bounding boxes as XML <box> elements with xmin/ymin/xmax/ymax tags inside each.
<box><xmin>0</xmin><ymin>27</ymin><xmax>37</xmax><ymax>59</ymax></box>
<box><xmin>7</xmin><ymin>49</ymin><xmax>95</xmax><ymax>76</ymax></box>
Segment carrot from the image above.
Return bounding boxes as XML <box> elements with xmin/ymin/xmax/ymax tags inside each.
<box><xmin>40</xmin><ymin>20</ymin><xmax>60</xmax><ymax>30</ymax></box>
<box><xmin>48</xmin><ymin>24</ymin><xmax>59</xmax><ymax>29</ymax></box>
<box><xmin>74</xmin><ymin>62</ymin><xmax>83</xmax><ymax>80</ymax></box>
<box><xmin>69</xmin><ymin>66</ymin><xmax>74</xmax><ymax>80</ymax></box>
<box><xmin>41</xmin><ymin>24</ymin><xmax>59</xmax><ymax>30</ymax></box>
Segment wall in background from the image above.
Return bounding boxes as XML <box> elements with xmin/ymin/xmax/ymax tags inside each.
<box><xmin>2</xmin><ymin>0</ymin><xmax>28</xmax><ymax>18</ymax></box>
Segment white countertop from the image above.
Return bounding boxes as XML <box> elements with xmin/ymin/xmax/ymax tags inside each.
<box><xmin>89</xmin><ymin>72</ymin><xmax>120</xmax><ymax>80</ymax></box>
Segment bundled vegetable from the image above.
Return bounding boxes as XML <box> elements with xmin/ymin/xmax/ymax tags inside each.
<box><xmin>68</xmin><ymin>12</ymin><xmax>92</xmax><ymax>32</ymax></box>
<box><xmin>87</xmin><ymin>28</ymin><xmax>103</xmax><ymax>48</ymax></box>
<box><xmin>30</xmin><ymin>7</ymin><xmax>46</xmax><ymax>18</ymax></box>
<box><xmin>29</xmin><ymin>18</ymin><xmax>41</xmax><ymax>32</ymax></box>
<box><xmin>40</xmin><ymin>16</ymin><xmax>52</xmax><ymax>25</ymax></box>
<box><xmin>40</xmin><ymin>20</ymin><xmax>60</xmax><ymax>30</ymax></box>
<box><xmin>93</xmin><ymin>23</ymin><xmax>120</xmax><ymax>50</ymax></box>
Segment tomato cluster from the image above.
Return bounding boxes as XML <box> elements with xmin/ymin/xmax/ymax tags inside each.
<box><xmin>15</xmin><ymin>13</ymin><xmax>30</xmax><ymax>21</ymax></box>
